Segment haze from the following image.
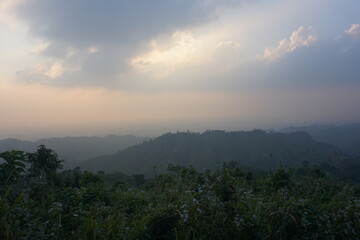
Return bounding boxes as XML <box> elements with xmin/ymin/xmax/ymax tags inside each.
<box><xmin>1</xmin><ymin>0</ymin><xmax>360</xmax><ymax>139</ymax></box>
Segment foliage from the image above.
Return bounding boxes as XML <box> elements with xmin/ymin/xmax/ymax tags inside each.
<box><xmin>27</xmin><ymin>145</ymin><xmax>64</xmax><ymax>184</ymax></box>
<box><xmin>0</xmin><ymin>150</ymin><xmax>26</xmax><ymax>186</ymax></box>
<box><xmin>268</xmin><ymin>165</ymin><xmax>292</xmax><ymax>191</ymax></box>
<box><xmin>1</xmin><ymin>147</ymin><xmax>360</xmax><ymax>239</ymax></box>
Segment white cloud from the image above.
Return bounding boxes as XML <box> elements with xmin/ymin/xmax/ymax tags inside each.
<box><xmin>44</xmin><ymin>61</ymin><xmax>64</xmax><ymax>79</ymax></box>
<box><xmin>258</xmin><ymin>26</ymin><xmax>317</xmax><ymax>61</ymax></box>
<box><xmin>20</xmin><ymin>43</ymin><xmax>101</xmax><ymax>81</ymax></box>
<box><xmin>0</xmin><ymin>0</ymin><xmax>25</xmax><ymax>27</ymax></box>
<box><xmin>345</xmin><ymin>24</ymin><xmax>360</xmax><ymax>38</ymax></box>
<box><xmin>130</xmin><ymin>31</ymin><xmax>204</xmax><ymax>79</ymax></box>
<box><xmin>130</xmin><ymin>31</ymin><xmax>244</xmax><ymax>81</ymax></box>
<box><xmin>216</xmin><ymin>40</ymin><xmax>241</xmax><ymax>49</ymax></box>
<box><xmin>30</xmin><ymin>42</ymin><xmax>50</xmax><ymax>54</ymax></box>
<box><xmin>88</xmin><ymin>46</ymin><xmax>99</xmax><ymax>54</ymax></box>
<box><xmin>19</xmin><ymin>60</ymin><xmax>81</xmax><ymax>80</ymax></box>
<box><xmin>49</xmin><ymin>61</ymin><xmax>81</xmax><ymax>79</ymax></box>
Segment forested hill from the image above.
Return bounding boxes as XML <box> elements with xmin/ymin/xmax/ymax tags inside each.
<box><xmin>81</xmin><ymin>130</ymin><xmax>344</xmax><ymax>176</ymax></box>
<box><xmin>0</xmin><ymin>135</ymin><xmax>146</xmax><ymax>167</ymax></box>
<box><xmin>281</xmin><ymin>123</ymin><xmax>360</xmax><ymax>156</ymax></box>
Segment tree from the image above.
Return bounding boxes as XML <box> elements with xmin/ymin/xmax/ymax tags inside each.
<box><xmin>269</xmin><ymin>165</ymin><xmax>291</xmax><ymax>191</ymax></box>
<box><xmin>27</xmin><ymin>145</ymin><xmax>64</xmax><ymax>183</ymax></box>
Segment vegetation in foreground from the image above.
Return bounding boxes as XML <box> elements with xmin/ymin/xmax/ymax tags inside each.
<box><xmin>1</xmin><ymin>146</ymin><xmax>360</xmax><ymax>239</ymax></box>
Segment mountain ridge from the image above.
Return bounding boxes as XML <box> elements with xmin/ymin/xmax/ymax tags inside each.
<box><xmin>80</xmin><ymin>130</ymin><xmax>344</xmax><ymax>176</ymax></box>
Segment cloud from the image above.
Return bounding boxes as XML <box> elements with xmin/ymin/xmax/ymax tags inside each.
<box><xmin>13</xmin><ymin>0</ymin><xmax>213</xmax><ymax>46</ymax></box>
<box><xmin>130</xmin><ymin>31</ymin><xmax>205</xmax><ymax>79</ymax></box>
<box><xmin>5</xmin><ymin>1</ymin><xmax>360</xmax><ymax>92</ymax></box>
<box><xmin>45</xmin><ymin>61</ymin><xmax>82</xmax><ymax>79</ymax></box>
<box><xmin>228</xmin><ymin>24</ymin><xmax>360</xmax><ymax>90</ymax></box>
<box><xmin>88</xmin><ymin>46</ymin><xmax>99</xmax><ymax>54</ymax></box>
<box><xmin>117</xmin><ymin>23</ymin><xmax>360</xmax><ymax>92</ymax></box>
<box><xmin>258</xmin><ymin>26</ymin><xmax>317</xmax><ymax>61</ymax></box>
<box><xmin>164</xmin><ymin>23</ymin><xmax>360</xmax><ymax>92</ymax></box>
<box><xmin>8</xmin><ymin>0</ymin><xmax>239</xmax><ymax>87</ymax></box>
<box><xmin>345</xmin><ymin>24</ymin><xmax>360</xmax><ymax>38</ymax></box>
<box><xmin>127</xmin><ymin>28</ymin><xmax>243</xmax><ymax>82</ymax></box>
<box><xmin>18</xmin><ymin>60</ymin><xmax>81</xmax><ymax>80</ymax></box>
<box><xmin>216</xmin><ymin>41</ymin><xmax>241</xmax><ymax>49</ymax></box>
<box><xmin>30</xmin><ymin>42</ymin><xmax>50</xmax><ymax>54</ymax></box>
<box><xmin>0</xmin><ymin>0</ymin><xmax>25</xmax><ymax>27</ymax></box>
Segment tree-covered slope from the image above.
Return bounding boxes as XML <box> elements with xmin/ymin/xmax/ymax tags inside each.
<box><xmin>81</xmin><ymin>130</ymin><xmax>343</xmax><ymax>175</ymax></box>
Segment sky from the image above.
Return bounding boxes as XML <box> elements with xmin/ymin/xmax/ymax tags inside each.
<box><xmin>0</xmin><ymin>0</ymin><xmax>360</xmax><ymax>139</ymax></box>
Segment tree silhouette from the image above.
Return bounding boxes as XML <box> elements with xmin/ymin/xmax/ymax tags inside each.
<box><xmin>27</xmin><ymin>145</ymin><xmax>64</xmax><ymax>183</ymax></box>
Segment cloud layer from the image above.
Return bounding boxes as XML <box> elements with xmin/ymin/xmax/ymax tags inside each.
<box><xmin>5</xmin><ymin>1</ymin><xmax>359</xmax><ymax>92</ymax></box>
<box><xmin>11</xmin><ymin>0</ymin><xmax>233</xmax><ymax>87</ymax></box>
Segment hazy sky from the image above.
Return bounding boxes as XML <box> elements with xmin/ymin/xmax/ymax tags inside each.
<box><xmin>1</xmin><ymin>0</ymin><xmax>360</xmax><ymax>139</ymax></box>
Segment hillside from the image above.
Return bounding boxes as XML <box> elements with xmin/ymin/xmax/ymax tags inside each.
<box><xmin>81</xmin><ymin>130</ymin><xmax>344</xmax><ymax>175</ymax></box>
<box><xmin>0</xmin><ymin>135</ymin><xmax>146</xmax><ymax>167</ymax></box>
<box><xmin>281</xmin><ymin>123</ymin><xmax>360</xmax><ymax>156</ymax></box>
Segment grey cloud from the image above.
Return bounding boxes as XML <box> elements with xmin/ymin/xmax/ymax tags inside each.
<box><xmin>124</xmin><ymin>29</ymin><xmax>360</xmax><ymax>92</ymax></box>
<box><xmin>155</xmin><ymin>28</ymin><xmax>360</xmax><ymax>92</ymax></box>
<box><xmin>15</xmin><ymin>0</ymin><xmax>217</xmax><ymax>46</ymax></box>
<box><xmin>99</xmin><ymin>31</ymin><xmax>360</xmax><ymax>92</ymax></box>
<box><xmin>261</xmin><ymin>33</ymin><xmax>360</xmax><ymax>88</ymax></box>
<box><xmin>14</xmin><ymin>1</ymin><xmax>359</xmax><ymax>91</ymax></box>
<box><xmin>207</xmin><ymin>29</ymin><xmax>360</xmax><ymax>92</ymax></box>
<box><xmin>13</xmin><ymin>0</ymin><xmax>236</xmax><ymax>87</ymax></box>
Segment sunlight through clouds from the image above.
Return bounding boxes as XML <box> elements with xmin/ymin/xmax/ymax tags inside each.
<box><xmin>130</xmin><ymin>30</ymin><xmax>243</xmax><ymax>80</ymax></box>
<box><xmin>131</xmin><ymin>31</ymin><xmax>203</xmax><ymax>79</ymax></box>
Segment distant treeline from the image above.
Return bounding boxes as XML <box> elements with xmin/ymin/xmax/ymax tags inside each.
<box><xmin>80</xmin><ymin>130</ymin><xmax>357</xmax><ymax>177</ymax></box>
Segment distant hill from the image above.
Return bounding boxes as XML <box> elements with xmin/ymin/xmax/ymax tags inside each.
<box><xmin>0</xmin><ymin>135</ymin><xmax>146</xmax><ymax>167</ymax></box>
<box><xmin>80</xmin><ymin>130</ymin><xmax>344</xmax><ymax>176</ymax></box>
<box><xmin>281</xmin><ymin>124</ymin><xmax>360</xmax><ymax>156</ymax></box>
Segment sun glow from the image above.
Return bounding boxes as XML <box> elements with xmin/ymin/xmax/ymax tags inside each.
<box><xmin>131</xmin><ymin>31</ymin><xmax>206</xmax><ymax>79</ymax></box>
